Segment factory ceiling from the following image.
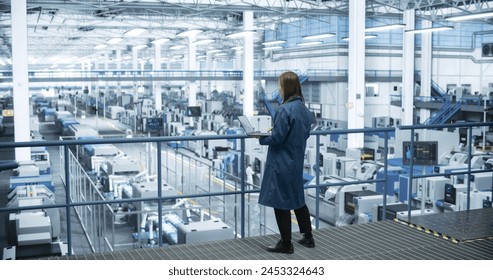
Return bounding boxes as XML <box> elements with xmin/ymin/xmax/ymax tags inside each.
<box><xmin>0</xmin><ymin>0</ymin><xmax>492</xmax><ymax>70</ymax></box>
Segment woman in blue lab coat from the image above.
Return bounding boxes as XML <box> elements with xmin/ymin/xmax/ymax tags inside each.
<box><xmin>258</xmin><ymin>71</ymin><xmax>315</xmax><ymax>254</ymax></box>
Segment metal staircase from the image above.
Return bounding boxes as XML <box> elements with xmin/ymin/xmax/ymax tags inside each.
<box><xmin>415</xmin><ymin>72</ymin><xmax>461</xmax><ymax>125</ymax></box>
<box><xmin>415</xmin><ymin>72</ymin><xmax>447</xmax><ymax>100</ymax></box>
<box><xmin>424</xmin><ymin>98</ymin><xmax>462</xmax><ymax>125</ymax></box>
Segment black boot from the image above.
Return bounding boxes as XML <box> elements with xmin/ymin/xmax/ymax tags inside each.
<box><xmin>267</xmin><ymin>240</ymin><xmax>294</xmax><ymax>254</ymax></box>
<box><xmin>298</xmin><ymin>233</ymin><xmax>315</xmax><ymax>248</ymax></box>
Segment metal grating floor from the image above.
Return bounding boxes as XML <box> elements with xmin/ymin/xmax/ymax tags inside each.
<box><xmin>51</xmin><ymin>212</ymin><xmax>493</xmax><ymax>260</ymax></box>
<box><xmin>401</xmin><ymin>208</ymin><xmax>493</xmax><ymax>242</ymax></box>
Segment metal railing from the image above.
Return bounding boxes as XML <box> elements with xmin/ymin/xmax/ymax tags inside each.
<box><xmin>2</xmin><ymin>122</ymin><xmax>493</xmax><ymax>257</ymax></box>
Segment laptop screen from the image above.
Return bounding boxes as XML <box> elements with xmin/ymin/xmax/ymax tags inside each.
<box><xmin>238</xmin><ymin>116</ymin><xmax>255</xmax><ymax>133</ymax></box>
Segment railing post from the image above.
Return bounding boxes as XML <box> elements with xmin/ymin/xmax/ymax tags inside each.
<box><xmin>64</xmin><ymin>145</ymin><xmax>72</xmax><ymax>256</ymax></box>
<box><xmin>467</xmin><ymin>125</ymin><xmax>473</xmax><ymax>211</ymax></box>
<box><xmin>382</xmin><ymin>131</ymin><xmax>389</xmax><ymax>221</ymax></box>
<box><xmin>157</xmin><ymin>141</ymin><xmax>163</xmax><ymax>247</ymax></box>
<box><xmin>407</xmin><ymin>128</ymin><xmax>415</xmax><ymax>222</ymax></box>
<box><xmin>240</xmin><ymin>137</ymin><xmax>246</xmax><ymax>238</ymax></box>
<box><xmin>315</xmin><ymin>134</ymin><xmax>320</xmax><ymax>229</ymax></box>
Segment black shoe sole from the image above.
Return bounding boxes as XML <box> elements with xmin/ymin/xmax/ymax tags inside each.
<box><xmin>266</xmin><ymin>248</ymin><xmax>294</xmax><ymax>254</ymax></box>
<box><xmin>298</xmin><ymin>239</ymin><xmax>315</xmax><ymax>248</ymax></box>
<box><xmin>267</xmin><ymin>246</ymin><xmax>294</xmax><ymax>254</ymax></box>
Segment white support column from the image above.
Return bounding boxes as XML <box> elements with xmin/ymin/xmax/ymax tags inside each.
<box><xmin>81</xmin><ymin>61</ymin><xmax>86</xmax><ymax>97</ymax></box>
<box><xmin>402</xmin><ymin>9</ymin><xmax>416</xmax><ymax>125</ymax></box>
<box><xmin>206</xmin><ymin>51</ymin><xmax>212</xmax><ymax>99</ymax></box>
<box><xmin>419</xmin><ymin>20</ymin><xmax>432</xmax><ymax>124</ymax></box>
<box><xmin>347</xmin><ymin>0</ymin><xmax>365</xmax><ymax>149</ymax></box>
<box><xmin>235</xmin><ymin>49</ymin><xmax>242</xmax><ymax>104</ymax></box>
<box><xmin>132</xmin><ymin>48</ymin><xmax>139</xmax><ymax>100</ymax></box>
<box><xmin>86</xmin><ymin>60</ymin><xmax>92</xmax><ymax>95</ymax></box>
<box><xmin>104</xmin><ymin>53</ymin><xmax>109</xmax><ymax>119</ymax></box>
<box><xmin>243</xmin><ymin>11</ymin><xmax>254</xmax><ymax>117</ymax></box>
<box><xmin>154</xmin><ymin>43</ymin><xmax>162</xmax><ymax>111</ymax></box>
<box><xmin>116</xmin><ymin>49</ymin><xmax>122</xmax><ymax>98</ymax></box>
<box><xmin>188</xmin><ymin>35</ymin><xmax>197</xmax><ymax>107</ymax></box>
<box><xmin>94</xmin><ymin>58</ymin><xmax>99</xmax><ymax>97</ymax></box>
<box><xmin>11</xmin><ymin>0</ymin><xmax>30</xmax><ymax>161</ymax></box>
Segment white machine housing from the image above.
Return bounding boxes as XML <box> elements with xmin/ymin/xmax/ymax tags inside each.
<box><xmin>177</xmin><ymin>219</ymin><xmax>235</xmax><ymax>244</ymax></box>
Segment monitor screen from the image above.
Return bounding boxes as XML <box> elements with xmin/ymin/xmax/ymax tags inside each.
<box><xmin>402</xmin><ymin>141</ymin><xmax>438</xmax><ymax>166</ymax></box>
<box><xmin>186</xmin><ymin>106</ymin><xmax>202</xmax><ymax>117</ymax></box>
<box><xmin>361</xmin><ymin>147</ymin><xmax>375</xmax><ymax>161</ymax></box>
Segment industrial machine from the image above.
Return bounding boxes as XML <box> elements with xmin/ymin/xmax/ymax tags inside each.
<box><xmin>176</xmin><ymin>219</ymin><xmax>234</xmax><ymax>244</ymax></box>
<box><xmin>10</xmin><ymin>162</ymin><xmax>54</xmax><ymax>192</ymax></box>
<box><xmin>31</xmin><ymin>146</ymin><xmax>51</xmax><ymax>175</ymax></box>
<box><xmin>305</xmin><ymin>175</ymin><xmax>393</xmax><ymax>226</ymax></box>
<box><xmin>79</xmin><ymin>143</ymin><xmax>121</xmax><ymax>173</ymax></box>
<box><xmin>2</xmin><ymin>161</ymin><xmax>66</xmax><ymax>260</ymax></box>
<box><xmin>99</xmin><ymin>156</ymin><xmax>141</xmax><ymax>193</ymax></box>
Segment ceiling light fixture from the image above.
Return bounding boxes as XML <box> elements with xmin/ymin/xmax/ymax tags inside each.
<box><xmin>297</xmin><ymin>41</ymin><xmax>323</xmax><ymax>47</ymax></box>
<box><xmin>364</xmin><ymin>23</ymin><xmax>406</xmax><ymax>32</ymax></box>
<box><xmin>226</xmin><ymin>30</ymin><xmax>256</xmax><ymax>39</ymax></box>
<box><xmin>405</xmin><ymin>26</ymin><xmax>454</xmax><ymax>34</ymax></box>
<box><xmin>445</xmin><ymin>11</ymin><xmax>493</xmax><ymax>21</ymax></box>
<box><xmin>124</xmin><ymin>28</ymin><xmax>147</xmax><ymax>37</ymax></box>
<box><xmin>152</xmin><ymin>38</ymin><xmax>170</xmax><ymax>45</ymax></box>
<box><xmin>302</xmin><ymin>33</ymin><xmax>335</xmax><ymax>40</ymax></box>
<box><xmin>194</xmin><ymin>39</ymin><xmax>215</xmax><ymax>45</ymax></box>
<box><xmin>106</xmin><ymin>38</ymin><xmax>123</xmax><ymax>44</ymax></box>
<box><xmin>341</xmin><ymin>34</ymin><xmax>379</xmax><ymax>41</ymax></box>
<box><xmin>170</xmin><ymin>45</ymin><xmax>186</xmax><ymax>50</ymax></box>
<box><xmin>262</xmin><ymin>40</ymin><xmax>286</xmax><ymax>46</ymax></box>
<box><xmin>263</xmin><ymin>46</ymin><xmax>283</xmax><ymax>50</ymax></box>
<box><xmin>94</xmin><ymin>44</ymin><xmax>107</xmax><ymax>50</ymax></box>
<box><xmin>132</xmin><ymin>44</ymin><xmax>147</xmax><ymax>50</ymax></box>
<box><xmin>177</xmin><ymin>29</ymin><xmax>203</xmax><ymax>37</ymax></box>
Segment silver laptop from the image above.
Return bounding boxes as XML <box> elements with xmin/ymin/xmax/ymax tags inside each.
<box><xmin>238</xmin><ymin>116</ymin><xmax>271</xmax><ymax>137</ymax></box>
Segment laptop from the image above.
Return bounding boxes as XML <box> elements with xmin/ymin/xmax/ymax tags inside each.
<box><xmin>238</xmin><ymin>116</ymin><xmax>271</xmax><ymax>137</ymax></box>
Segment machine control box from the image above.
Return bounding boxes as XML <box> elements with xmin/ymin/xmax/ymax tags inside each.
<box><xmin>344</xmin><ymin>190</ymin><xmax>380</xmax><ymax>215</ymax></box>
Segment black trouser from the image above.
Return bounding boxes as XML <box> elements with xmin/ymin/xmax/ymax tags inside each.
<box><xmin>274</xmin><ymin>204</ymin><xmax>312</xmax><ymax>244</ymax></box>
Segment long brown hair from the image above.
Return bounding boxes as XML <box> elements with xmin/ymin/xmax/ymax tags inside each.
<box><xmin>279</xmin><ymin>71</ymin><xmax>305</xmax><ymax>104</ymax></box>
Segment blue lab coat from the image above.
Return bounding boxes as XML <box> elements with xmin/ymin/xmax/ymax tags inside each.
<box><xmin>258</xmin><ymin>97</ymin><xmax>314</xmax><ymax>210</ymax></box>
